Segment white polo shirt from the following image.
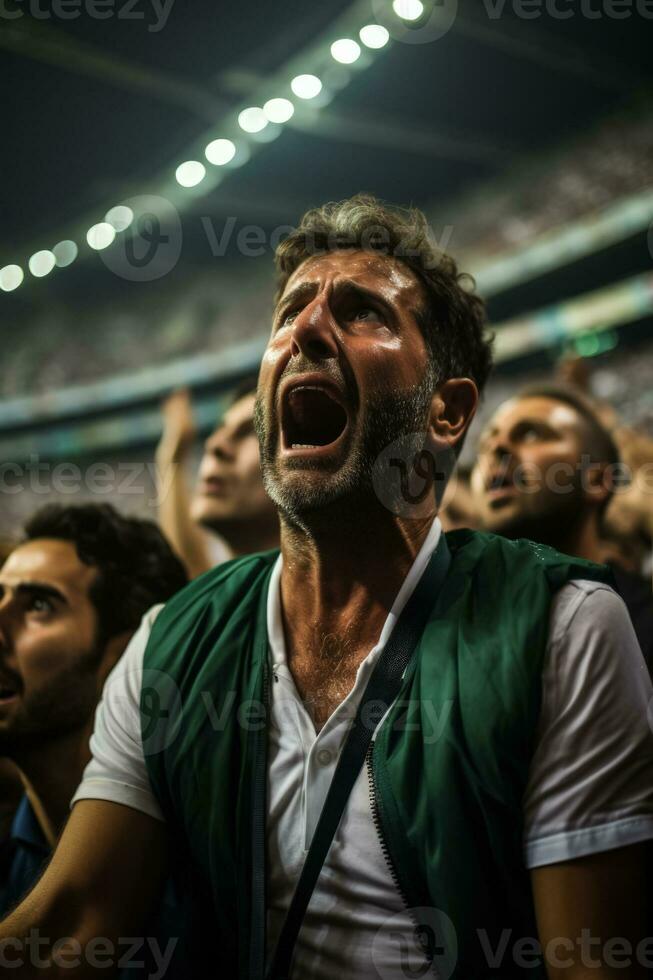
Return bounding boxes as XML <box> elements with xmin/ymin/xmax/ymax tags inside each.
<box><xmin>73</xmin><ymin>520</ymin><xmax>653</xmax><ymax>979</ymax></box>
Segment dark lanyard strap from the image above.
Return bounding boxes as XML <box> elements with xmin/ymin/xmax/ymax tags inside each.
<box><xmin>263</xmin><ymin>535</ymin><xmax>452</xmax><ymax>980</ymax></box>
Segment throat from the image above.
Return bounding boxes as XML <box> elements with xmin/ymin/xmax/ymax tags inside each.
<box><xmin>286</xmin><ymin>634</ymin><xmax>368</xmax><ymax>732</ymax></box>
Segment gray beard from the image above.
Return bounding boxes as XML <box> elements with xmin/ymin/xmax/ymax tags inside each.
<box><xmin>254</xmin><ymin>369</ymin><xmax>436</xmax><ymax>527</ymax></box>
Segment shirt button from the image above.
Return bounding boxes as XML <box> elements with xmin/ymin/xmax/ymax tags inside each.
<box><xmin>316</xmin><ymin>748</ymin><xmax>333</xmax><ymax>767</ymax></box>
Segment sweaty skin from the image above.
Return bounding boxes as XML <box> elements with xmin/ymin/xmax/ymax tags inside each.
<box><xmin>1</xmin><ymin>247</ymin><xmax>645</xmax><ymax>980</ymax></box>
<box><xmin>256</xmin><ymin>250</ymin><xmax>477</xmax><ymax>728</ymax></box>
<box><xmin>471</xmin><ymin>396</ymin><xmax>610</xmax><ymax>561</ymax></box>
<box><xmin>0</xmin><ymin>540</ymin><xmax>126</xmax><ymax>838</ymax></box>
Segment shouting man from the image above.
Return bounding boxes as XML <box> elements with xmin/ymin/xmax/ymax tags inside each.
<box><xmin>2</xmin><ymin>197</ymin><xmax>653</xmax><ymax>980</ymax></box>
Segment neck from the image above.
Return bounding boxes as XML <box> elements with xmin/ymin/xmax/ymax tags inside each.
<box><xmin>518</xmin><ymin>508</ymin><xmax>604</xmax><ymax>564</ymax></box>
<box><xmin>562</xmin><ymin>512</ymin><xmax>605</xmax><ymax>564</ymax></box>
<box><xmin>13</xmin><ymin>726</ymin><xmax>91</xmax><ymax>844</ymax></box>
<box><xmin>280</xmin><ymin>499</ymin><xmax>437</xmax><ymax>651</ymax></box>
<box><xmin>223</xmin><ymin>519</ymin><xmax>280</xmax><ymax>559</ymax></box>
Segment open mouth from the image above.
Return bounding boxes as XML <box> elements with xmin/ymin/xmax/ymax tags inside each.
<box><xmin>281</xmin><ymin>384</ymin><xmax>349</xmax><ymax>454</ymax></box>
<box><xmin>0</xmin><ymin>684</ymin><xmax>18</xmax><ymax>705</ymax></box>
<box><xmin>489</xmin><ymin>472</ymin><xmax>513</xmax><ymax>492</ymax></box>
<box><xmin>199</xmin><ymin>475</ymin><xmax>228</xmax><ymax>497</ymax></box>
<box><xmin>485</xmin><ymin>468</ymin><xmax>519</xmax><ymax>505</ymax></box>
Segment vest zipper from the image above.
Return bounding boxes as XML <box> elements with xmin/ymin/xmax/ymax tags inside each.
<box><xmin>249</xmin><ymin>659</ymin><xmax>270</xmax><ymax>980</ymax></box>
<box><xmin>366</xmin><ymin>742</ymin><xmax>437</xmax><ymax>977</ymax></box>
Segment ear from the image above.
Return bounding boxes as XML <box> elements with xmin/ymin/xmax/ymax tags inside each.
<box><xmin>583</xmin><ymin>461</ymin><xmax>612</xmax><ymax>509</ymax></box>
<box><xmin>96</xmin><ymin>630</ymin><xmax>132</xmax><ymax>693</ymax></box>
<box><xmin>429</xmin><ymin>378</ymin><xmax>479</xmax><ymax>454</ymax></box>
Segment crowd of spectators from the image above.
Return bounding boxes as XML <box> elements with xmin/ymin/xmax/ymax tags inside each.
<box><xmin>438</xmin><ymin>107</ymin><xmax>653</xmax><ymax>259</ymax></box>
<box><xmin>1</xmin><ymin>192</ymin><xmax>652</xmax><ymax>976</ymax></box>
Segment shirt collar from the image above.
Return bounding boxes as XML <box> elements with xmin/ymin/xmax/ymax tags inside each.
<box><xmin>267</xmin><ymin>517</ymin><xmax>442</xmax><ymax>668</ymax></box>
<box><xmin>9</xmin><ymin>795</ymin><xmax>49</xmax><ymax>854</ymax></box>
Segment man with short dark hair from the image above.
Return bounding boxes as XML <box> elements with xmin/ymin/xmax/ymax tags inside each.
<box><xmin>2</xmin><ymin>197</ymin><xmax>653</xmax><ymax>980</ymax></box>
<box><xmin>470</xmin><ymin>383</ymin><xmax>653</xmax><ymax>670</ymax></box>
<box><xmin>0</xmin><ymin>503</ymin><xmax>187</xmax><ymax>916</ymax></box>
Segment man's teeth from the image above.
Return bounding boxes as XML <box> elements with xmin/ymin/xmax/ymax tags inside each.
<box><xmin>292</xmin><ymin>444</ymin><xmax>319</xmax><ymax>449</ymax></box>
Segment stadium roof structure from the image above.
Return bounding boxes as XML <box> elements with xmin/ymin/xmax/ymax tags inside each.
<box><xmin>1</xmin><ymin>0</ymin><xmax>652</xmax><ymax>457</ymax></box>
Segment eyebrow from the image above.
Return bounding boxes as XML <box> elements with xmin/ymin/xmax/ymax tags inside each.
<box><xmin>276</xmin><ymin>279</ymin><xmax>395</xmax><ymax>319</ymax></box>
<box><xmin>479</xmin><ymin>418</ymin><xmax>556</xmax><ymax>442</ymax></box>
<box><xmin>276</xmin><ymin>281</ymin><xmax>318</xmax><ymax>315</ymax></box>
<box><xmin>477</xmin><ymin>424</ymin><xmax>498</xmax><ymax>445</ymax></box>
<box><xmin>232</xmin><ymin>418</ymin><xmax>255</xmax><ymax>439</ymax></box>
<box><xmin>1</xmin><ymin>582</ymin><xmax>69</xmax><ymax>606</ymax></box>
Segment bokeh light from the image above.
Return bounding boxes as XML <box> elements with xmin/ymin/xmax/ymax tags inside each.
<box><xmin>290</xmin><ymin>74</ymin><xmax>322</xmax><ymax>99</ymax></box>
<box><xmin>175</xmin><ymin>161</ymin><xmax>206</xmax><ymax>187</ymax></box>
<box><xmin>205</xmin><ymin>138</ymin><xmax>237</xmax><ymax>165</ymax></box>
<box><xmin>28</xmin><ymin>250</ymin><xmax>56</xmax><ymax>278</ymax></box>
<box><xmin>86</xmin><ymin>222</ymin><xmax>116</xmax><ymax>250</ymax></box>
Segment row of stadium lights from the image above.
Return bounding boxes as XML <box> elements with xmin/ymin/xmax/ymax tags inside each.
<box><xmin>0</xmin><ymin>0</ymin><xmax>425</xmax><ymax>294</ymax></box>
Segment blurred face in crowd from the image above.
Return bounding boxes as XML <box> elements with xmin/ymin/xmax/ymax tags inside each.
<box><xmin>192</xmin><ymin>393</ymin><xmax>276</xmax><ymax>532</ymax></box>
<box><xmin>471</xmin><ymin>396</ymin><xmax>603</xmax><ymax>544</ymax></box>
<box><xmin>0</xmin><ymin>540</ymin><xmax>107</xmax><ymax>754</ymax></box>
<box><xmin>254</xmin><ymin>250</ymin><xmax>438</xmax><ymax>520</ymax></box>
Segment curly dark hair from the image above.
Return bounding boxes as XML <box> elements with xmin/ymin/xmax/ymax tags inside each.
<box><xmin>23</xmin><ymin>503</ymin><xmax>188</xmax><ymax>645</ymax></box>
<box><xmin>274</xmin><ymin>194</ymin><xmax>494</xmax><ymax>393</ymax></box>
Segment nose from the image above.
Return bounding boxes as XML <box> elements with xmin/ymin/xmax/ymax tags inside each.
<box><xmin>289</xmin><ymin>295</ymin><xmax>339</xmax><ymax>363</ymax></box>
<box><xmin>484</xmin><ymin>430</ymin><xmax>511</xmax><ymax>460</ymax></box>
<box><xmin>0</xmin><ymin>592</ymin><xmax>13</xmax><ymax>652</ymax></box>
<box><xmin>204</xmin><ymin>426</ymin><xmax>234</xmax><ymax>462</ymax></box>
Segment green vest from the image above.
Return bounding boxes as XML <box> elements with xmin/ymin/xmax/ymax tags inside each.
<box><xmin>141</xmin><ymin>530</ymin><xmax>611</xmax><ymax>979</ymax></box>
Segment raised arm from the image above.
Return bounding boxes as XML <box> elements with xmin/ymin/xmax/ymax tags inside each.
<box><xmin>155</xmin><ymin>389</ymin><xmax>212</xmax><ymax>579</ymax></box>
<box><xmin>1</xmin><ymin>799</ymin><xmax>169</xmax><ymax>978</ymax></box>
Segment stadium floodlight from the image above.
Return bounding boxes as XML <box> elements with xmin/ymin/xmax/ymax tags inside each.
<box><xmin>175</xmin><ymin>161</ymin><xmax>206</xmax><ymax>187</ymax></box>
<box><xmin>2</xmin><ymin>5</ymin><xmax>404</xmax><ymax>295</ymax></box>
<box><xmin>330</xmin><ymin>39</ymin><xmax>361</xmax><ymax>64</ymax></box>
<box><xmin>290</xmin><ymin>74</ymin><xmax>322</xmax><ymax>99</ymax></box>
<box><xmin>263</xmin><ymin>98</ymin><xmax>295</xmax><ymax>124</ymax></box>
<box><xmin>28</xmin><ymin>250</ymin><xmax>56</xmax><ymax>278</ymax></box>
<box><xmin>359</xmin><ymin>24</ymin><xmax>390</xmax><ymax>48</ymax></box>
<box><xmin>393</xmin><ymin>0</ymin><xmax>424</xmax><ymax>20</ymax></box>
<box><xmin>53</xmin><ymin>241</ymin><xmax>78</xmax><ymax>268</ymax></box>
<box><xmin>238</xmin><ymin>107</ymin><xmax>268</xmax><ymax>133</ymax></box>
<box><xmin>205</xmin><ymin>138</ymin><xmax>237</xmax><ymax>165</ymax></box>
<box><xmin>86</xmin><ymin>222</ymin><xmax>117</xmax><ymax>250</ymax></box>
<box><xmin>0</xmin><ymin>264</ymin><xmax>24</xmax><ymax>292</ymax></box>
<box><xmin>105</xmin><ymin>205</ymin><xmax>134</xmax><ymax>232</ymax></box>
